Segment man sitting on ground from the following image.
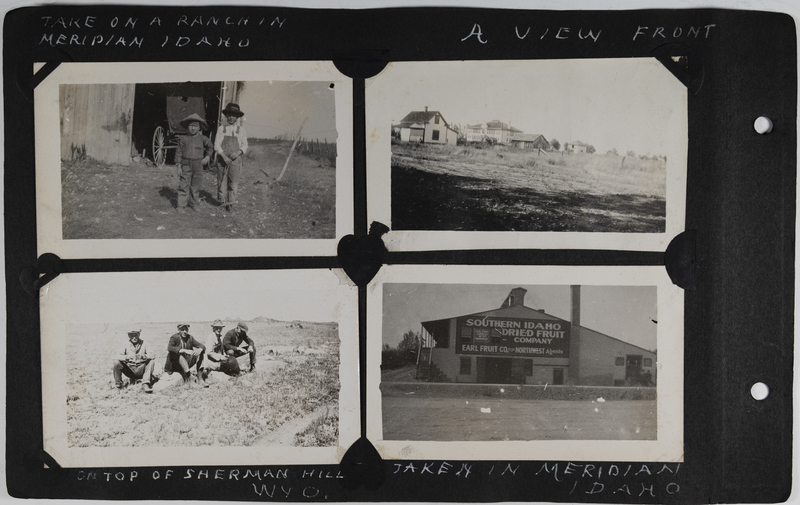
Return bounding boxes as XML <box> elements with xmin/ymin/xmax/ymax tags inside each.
<box><xmin>164</xmin><ymin>324</ymin><xmax>207</xmax><ymax>385</ymax></box>
<box><xmin>201</xmin><ymin>320</ymin><xmax>240</xmax><ymax>377</ymax></box>
<box><xmin>112</xmin><ymin>330</ymin><xmax>156</xmax><ymax>393</ymax></box>
<box><xmin>223</xmin><ymin>321</ymin><xmax>256</xmax><ymax>373</ymax></box>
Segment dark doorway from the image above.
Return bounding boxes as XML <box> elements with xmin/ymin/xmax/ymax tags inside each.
<box><xmin>482</xmin><ymin>357</ymin><xmax>513</xmax><ymax>384</ymax></box>
<box><xmin>131</xmin><ymin>82</ymin><xmax>223</xmax><ymax>164</ymax></box>
<box><xmin>625</xmin><ymin>355</ymin><xmax>643</xmax><ymax>383</ymax></box>
<box><xmin>553</xmin><ymin>368</ymin><xmax>564</xmax><ymax>385</ymax></box>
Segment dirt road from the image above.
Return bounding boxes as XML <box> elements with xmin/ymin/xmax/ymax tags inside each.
<box><xmin>382</xmin><ymin>397</ymin><xmax>656</xmax><ymax>441</ymax></box>
<box><xmin>62</xmin><ymin>140</ymin><xmax>336</xmax><ymax>240</ymax></box>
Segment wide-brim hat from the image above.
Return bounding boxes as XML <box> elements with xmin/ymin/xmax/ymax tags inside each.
<box><xmin>237</xmin><ymin>321</ymin><xmax>249</xmax><ymax>332</ymax></box>
<box><xmin>211</xmin><ymin>319</ymin><xmax>225</xmax><ymax>328</ymax></box>
<box><xmin>177</xmin><ymin>324</ymin><xmax>190</xmax><ymax>330</ymax></box>
<box><xmin>179</xmin><ymin>113</ymin><xmax>208</xmax><ymax>130</ymax></box>
<box><xmin>127</xmin><ymin>330</ymin><xmax>141</xmax><ymax>337</ymax></box>
<box><xmin>222</xmin><ymin>102</ymin><xmax>244</xmax><ymax>118</ymax></box>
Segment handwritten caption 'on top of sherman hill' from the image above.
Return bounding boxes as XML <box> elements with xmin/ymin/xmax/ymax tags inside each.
<box><xmin>39</xmin><ymin>15</ymin><xmax>286</xmax><ymax>48</ymax></box>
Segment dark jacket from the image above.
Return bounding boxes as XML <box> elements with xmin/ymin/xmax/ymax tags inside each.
<box><xmin>175</xmin><ymin>133</ymin><xmax>213</xmax><ymax>165</ymax></box>
<box><xmin>222</xmin><ymin>328</ymin><xmax>255</xmax><ymax>354</ymax></box>
<box><xmin>164</xmin><ymin>332</ymin><xmax>206</xmax><ymax>373</ymax></box>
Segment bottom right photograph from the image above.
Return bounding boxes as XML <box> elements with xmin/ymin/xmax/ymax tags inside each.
<box><xmin>367</xmin><ymin>265</ymin><xmax>683</xmax><ymax>462</ymax></box>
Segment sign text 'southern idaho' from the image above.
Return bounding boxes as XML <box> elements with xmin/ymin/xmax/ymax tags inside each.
<box><xmin>456</xmin><ymin>316</ymin><xmax>570</xmax><ymax>357</ymax></box>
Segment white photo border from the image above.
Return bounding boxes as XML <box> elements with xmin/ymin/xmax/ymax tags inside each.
<box><xmin>40</xmin><ymin>268</ymin><xmax>359</xmax><ymax>467</ymax></box>
<box><xmin>367</xmin><ymin>265</ymin><xmax>683</xmax><ymax>462</ymax></box>
<box><xmin>35</xmin><ymin>60</ymin><xmax>354</xmax><ymax>259</ymax></box>
<box><xmin>365</xmin><ymin>59</ymin><xmax>688</xmax><ymax>252</ymax></box>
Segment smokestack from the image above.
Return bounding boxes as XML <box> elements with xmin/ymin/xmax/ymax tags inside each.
<box><xmin>424</xmin><ymin>106</ymin><xmax>428</xmax><ymax>112</ymax></box>
<box><xmin>569</xmin><ymin>285</ymin><xmax>581</xmax><ymax>383</ymax></box>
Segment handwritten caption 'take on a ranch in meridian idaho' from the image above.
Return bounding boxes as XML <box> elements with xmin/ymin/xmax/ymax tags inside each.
<box><xmin>39</xmin><ymin>14</ymin><xmax>286</xmax><ymax>49</ymax></box>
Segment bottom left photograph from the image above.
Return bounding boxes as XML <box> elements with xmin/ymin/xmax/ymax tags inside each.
<box><xmin>39</xmin><ymin>268</ymin><xmax>359</xmax><ymax>467</ymax></box>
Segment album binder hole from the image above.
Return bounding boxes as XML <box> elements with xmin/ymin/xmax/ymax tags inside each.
<box><xmin>754</xmin><ymin>116</ymin><xmax>773</xmax><ymax>134</ymax></box>
<box><xmin>750</xmin><ymin>382</ymin><xmax>770</xmax><ymax>401</ymax></box>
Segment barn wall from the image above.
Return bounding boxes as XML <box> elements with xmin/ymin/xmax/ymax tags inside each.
<box><xmin>60</xmin><ymin>83</ymin><xmax>135</xmax><ymax>166</ymax></box>
<box><xmin>578</xmin><ymin>328</ymin><xmax>657</xmax><ymax>386</ymax></box>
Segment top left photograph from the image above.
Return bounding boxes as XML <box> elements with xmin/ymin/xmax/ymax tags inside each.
<box><xmin>35</xmin><ymin>60</ymin><xmax>353</xmax><ymax>259</ymax></box>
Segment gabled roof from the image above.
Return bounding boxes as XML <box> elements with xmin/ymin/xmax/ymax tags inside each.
<box><xmin>568</xmin><ymin>140</ymin><xmax>587</xmax><ymax>146</ymax></box>
<box><xmin>466</xmin><ymin>121</ymin><xmax>522</xmax><ymax>133</ymax></box>
<box><xmin>422</xmin><ymin>304</ymin><xmax>562</xmax><ymax>329</ymax></box>
<box><xmin>511</xmin><ymin>133</ymin><xmax>548</xmax><ymax>143</ymax></box>
<box><xmin>421</xmin><ymin>300</ymin><xmax>657</xmax><ymax>354</ymax></box>
<box><xmin>399</xmin><ymin>110</ymin><xmax>450</xmax><ymax>127</ymax></box>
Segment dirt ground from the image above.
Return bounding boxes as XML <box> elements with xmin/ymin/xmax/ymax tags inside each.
<box><xmin>382</xmin><ymin>396</ymin><xmax>657</xmax><ymax>441</ymax></box>
<box><xmin>391</xmin><ymin>145</ymin><xmax>666</xmax><ymax>232</ymax></box>
<box><xmin>65</xmin><ymin>319</ymin><xmax>339</xmax><ymax>447</ymax></box>
<box><xmin>62</xmin><ymin>140</ymin><xmax>336</xmax><ymax>239</ymax></box>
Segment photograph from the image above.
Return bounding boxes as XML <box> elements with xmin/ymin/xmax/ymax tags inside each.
<box><xmin>35</xmin><ymin>61</ymin><xmax>353</xmax><ymax>258</ymax></box>
<box><xmin>367</xmin><ymin>265</ymin><xmax>683</xmax><ymax>461</ymax></box>
<box><xmin>366</xmin><ymin>59</ymin><xmax>687</xmax><ymax>251</ymax></box>
<box><xmin>40</xmin><ymin>269</ymin><xmax>359</xmax><ymax>467</ymax></box>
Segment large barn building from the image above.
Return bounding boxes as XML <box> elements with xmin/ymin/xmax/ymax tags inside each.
<box><xmin>60</xmin><ymin>81</ymin><xmax>244</xmax><ymax>166</ymax></box>
<box><xmin>416</xmin><ymin>287</ymin><xmax>657</xmax><ymax>386</ymax></box>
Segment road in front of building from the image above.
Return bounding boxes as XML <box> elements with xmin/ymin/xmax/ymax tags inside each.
<box><xmin>382</xmin><ymin>397</ymin><xmax>657</xmax><ymax>441</ymax></box>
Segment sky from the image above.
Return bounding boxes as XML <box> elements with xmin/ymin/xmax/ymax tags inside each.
<box><xmin>42</xmin><ymin>270</ymin><xmax>352</xmax><ymax>325</ymax></box>
<box><xmin>382</xmin><ymin>283</ymin><xmax>658</xmax><ymax>352</ymax></box>
<box><xmin>388</xmin><ymin>58</ymin><xmax>685</xmax><ymax>157</ymax></box>
<box><xmin>238</xmin><ymin>80</ymin><xmax>337</xmax><ymax>142</ymax></box>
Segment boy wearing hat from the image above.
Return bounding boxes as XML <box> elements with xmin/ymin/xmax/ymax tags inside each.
<box><xmin>222</xmin><ymin>320</ymin><xmax>256</xmax><ymax>372</ymax></box>
<box><xmin>175</xmin><ymin>113</ymin><xmax>214</xmax><ymax>213</ymax></box>
<box><xmin>202</xmin><ymin>320</ymin><xmax>240</xmax><ymax>376</ymax></box>
<box><xmin>213</xmin><ymin>103</ymin><xmax>249</xmax><ymax>212</ymax></box>
<box><xmin>164</xmin><ymin>324</ymin><xmax>207</xmax><ymax>384</ymax></box>
<box><xmin>112</xmin><ymin>330</ymin><xmax>155</xmax><ymax>392</ymax></box>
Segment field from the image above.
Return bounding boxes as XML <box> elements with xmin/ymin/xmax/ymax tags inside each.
<box><xmin>380</xmin><ymin>369</ymin><xmax>656</xmax><ymax>441</ymax></box>
<box><xmin>382</xmin><ymin>396</ymin><xmax>656</xmax><ymax>441</ymax></box>
<box><xmin>391</xmin><ymin>143</ymin><xmax>666</xmax><ymax>232</ymax></box>
<box><xmin>62</xmin><ymin>139</ymin><xmax>336</xmax><ymax>239</ymax></box>
<box><xmin>65</xmin><ymin>319</ymin><xmax>339</xmax><ymax>448</ymax></box>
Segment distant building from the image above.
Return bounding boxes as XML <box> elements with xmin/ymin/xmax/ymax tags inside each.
<box><xmin>465</xmin><ymin>120</ymin><xmax>522</xmax><ymax>144</ymax></box>
<box><xmin>511</xmin><ymin>133</ymin><xmax>550</xmax><ymax>150</ymax></box>
<box><xmin>416</xmin><ymin>286</ymin><xmax>657</xmax><ymax>387</ymax></box>
<box><xmin>565</xmin><ymin>141</ymin><xmax>588</xmax><ymax>153</ymax></box>
<box><xmin>394</xmin><ymin>107</ymin><xmax>458</xmax><ymax>145</ymax></box>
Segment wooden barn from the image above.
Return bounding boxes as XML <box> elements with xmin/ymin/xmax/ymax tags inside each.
<box><xmin>60</xmin><ymin>81</ymin><xmax>243</xmax><ymax>166</ymax></box>
<box><xmin>510</xmin><ymin>133</ymin><xmax>550</xmax><ymax>150</ymax></box>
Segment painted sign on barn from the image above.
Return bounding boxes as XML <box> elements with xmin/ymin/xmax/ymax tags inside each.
<box><xmin>456</xmin><ymin>316</ymin><xmax>571</xmax><ymax>357</ymax></box>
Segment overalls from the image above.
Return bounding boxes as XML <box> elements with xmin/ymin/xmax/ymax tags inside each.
<box><xmin>218</xmin><ymin>127</ymin><xmax>243</xmax><ymax>206</ymax></box>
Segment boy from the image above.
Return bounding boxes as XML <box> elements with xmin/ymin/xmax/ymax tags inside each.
<box><xmin>174</xmin><ymin>113</ymin><xmax>213</xmax><ymax>213</ymax></box>
<box><xmin>214</xmin><ymin>103</ymin><xmax>249</xmax><ymax>212</ymax></box>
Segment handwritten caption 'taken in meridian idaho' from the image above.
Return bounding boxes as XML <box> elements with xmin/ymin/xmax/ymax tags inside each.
<box><xmin>39</xmin><ymin>15</ymin><xmax>286</xmax><ymax>48</ymax></box>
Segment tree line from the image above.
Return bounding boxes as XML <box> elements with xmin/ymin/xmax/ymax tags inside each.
<box><xmin>381</xmin><ymin>330</ymin><xmax>419</xmax><ymax>370</ymax></box>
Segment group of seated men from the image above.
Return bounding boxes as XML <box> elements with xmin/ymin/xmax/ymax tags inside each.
<box><xmin>112</xmin><ymin>320</ymin><xmax>256</xmax><ymax>393</ymax></box>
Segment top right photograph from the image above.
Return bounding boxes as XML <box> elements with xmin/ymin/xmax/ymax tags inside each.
<box><xmin>366</xmin><ymin>58</ymin><xmax>687</xmax><ymax>251</ymax></box>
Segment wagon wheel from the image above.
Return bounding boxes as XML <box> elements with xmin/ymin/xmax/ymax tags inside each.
<box><xmin>152</xmin><ymin>126</ymin><xmax>167</xmax><ymax>167</ymax></box>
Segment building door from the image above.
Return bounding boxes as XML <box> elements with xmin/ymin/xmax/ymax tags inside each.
<box><xmin>626</xmin><ymin>355</ymin><xmax>643</xmax><ymax>383</ymax></box>
<box><xmin>553</xmin><ymin>368</ymin><xmax>564</xmax><ymax>385</ymax></box>
<box><xmin>483</xmin><ymin>358</ymin><xmax>512</xmax><ymax>384</ymax></box>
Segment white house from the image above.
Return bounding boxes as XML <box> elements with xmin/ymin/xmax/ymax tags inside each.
<box><xmin>394</xmin><ymin>107</ymin><xmax>458</xmax><ymax>145</ymax></box>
